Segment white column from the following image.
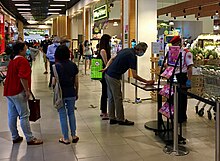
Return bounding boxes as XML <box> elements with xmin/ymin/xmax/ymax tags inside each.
<box><xmin>71</xmin><ymin>17</ymin><xmax>79</xmax><ymax>39</ymax></box>
<box><xmin>137</xmin><ymin>0</ymin><xmax>157</xmax><ymax>79</ymax></box>
<box><xmin>123</xmin><ymin>0</ymin><xmax>129</xmax><ymax>48</ymax></box>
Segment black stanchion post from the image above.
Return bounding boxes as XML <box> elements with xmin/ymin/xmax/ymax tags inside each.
<box><xmin>216</xmin><ymin>102</ymin><xmax>220</xmax><ymax>161</ymax></box>
<box><xmin>163</xmin><ymin>84</ymin><xmax>189</xmax><ymax>156</ymax></box>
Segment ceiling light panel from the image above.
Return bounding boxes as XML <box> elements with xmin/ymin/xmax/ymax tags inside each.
<box><xmin>17</xmin><ymin>8</ymin><xmax>31</xmax><ymax>10</ymax></box>
<box><xmin>53</xmin><ymin>0</ymin><xmax>70</xmax><ymax>1</ymax></box>
<box><xmin>12</xmin><ymin>0</ymin><xmax>29</xmax><ymax>1</ymax></box>
<box><xmin>48</xmin><ymin>9</ymin><xmax>62</xmax><ymax>11</ymax></box>
<box><xmin>50</xmin><ymin>4</ymin><xmax>65</xmax><ymax>7</ymax></box>
<box><xmin>48</xmin><ymin>12</ymin><xmax>60</xmax><ymax>15</ymax></box>
<box><xmin>15</xmin><ymin>4</ymin><xmax>30</xmax><ymax>6</ymax></box>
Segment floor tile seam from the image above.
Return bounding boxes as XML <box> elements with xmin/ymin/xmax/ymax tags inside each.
<box><xmin>73</xmin><ymin>110</ymin><xmax>110</xmax><ymax>161</ymax></box>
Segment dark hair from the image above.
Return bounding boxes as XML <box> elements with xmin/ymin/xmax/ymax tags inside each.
<box><xmin>84</xmin><ymin>40</ymin><xmax>89</xmax><ymax>47</ymax></box>
<box><xmin>55</xmin><ymin>45</ymin><xmax>70</xmax><ymax>61</ymax></box>
<box><xmin>10</xmin><ymin>41</ymin><xmax>26</xmax><ymax>60</ymax></box>
<box><xmin>99</xmin><ymin>34</ymin><xmax>111</xmax><ymax>56</ymax></box>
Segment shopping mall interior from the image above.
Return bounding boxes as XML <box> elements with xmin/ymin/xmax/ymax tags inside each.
<box><xmin>0</xmin><ymin>0</ymin><xmax>220</xmax><ymax>161</ymax></box>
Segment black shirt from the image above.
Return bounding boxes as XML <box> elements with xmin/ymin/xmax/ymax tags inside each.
<box><xmin>56</xmin><ymin>60</ymin><xmax>79</xmax><ymax>98</ymax></box>
<box><xmin>40</xmin><ymin>40</ymin><xmax>52</xmax><ymax>54</ymax></box>
<box><xmin>106</xmin><ymin>48</ymin><xmax>137</xmax><ymax>80</ymax></box>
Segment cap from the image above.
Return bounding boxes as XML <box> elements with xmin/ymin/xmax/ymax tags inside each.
<box><xmin>169</xmin><ymin>36</ymin><xmax>181</xmax><ymax>44</ymax></box>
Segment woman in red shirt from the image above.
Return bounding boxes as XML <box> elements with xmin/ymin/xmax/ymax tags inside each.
<box><xmin>4</xmin><ymin>42</ymin><xmax>43</xmax><ymax>145</ymax></box>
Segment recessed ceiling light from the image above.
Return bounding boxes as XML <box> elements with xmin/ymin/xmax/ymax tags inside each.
<box><xmin>50</xmin><ymin>4</ymin><xmax>65</xmax><ymax>7</ymax></box>
<box><xmin>53</xmin><ymin>0</ymin><xmax>70</xmax><ymax>1</ymax></box>
<box><xmin>48</xmin><ymin>9</ymin><xmax>62</xmax><ymax>11</ymax></box>
<box><xmin>17</xmin><ymin>8</ymin><xmax>31</xmax><ymax>10</ymax></box>
<box><xmin>48</xmin><ymin>12</ymin><xmax>60</xmax><ymax>15</ymax></box>
<box><xmin>15</xmin><ymin>4</ymin><xmax>30</xmax><ymax>6</ymax></box>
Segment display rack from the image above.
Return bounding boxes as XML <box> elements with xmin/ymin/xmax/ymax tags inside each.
<box><xmin>157</xmin><ymin>46</ymin><xmax>184</xmax><ymax>143</ymax></box>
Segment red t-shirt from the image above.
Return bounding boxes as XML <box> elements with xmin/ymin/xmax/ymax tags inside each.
<box><xmin>4</xmin><ymin>56</ymin><xmax>31</xmax><ymax>96</ymax></box>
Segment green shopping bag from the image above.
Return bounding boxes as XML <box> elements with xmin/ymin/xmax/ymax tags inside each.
<box><xmin>91</xmin><ymin>59</ymin><xmax>103</xmax><ymax>80</ymax></box>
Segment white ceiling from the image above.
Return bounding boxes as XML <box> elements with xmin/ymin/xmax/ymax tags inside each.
<box><xmin>157</xmin><ymin>0</ymin><xmax>188</xmax><ymax>9</ymax></box>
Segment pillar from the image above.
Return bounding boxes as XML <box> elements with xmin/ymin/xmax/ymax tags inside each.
<box><xmin>17</xmin><ymin>20</ymin><xmax>24</xmax><ymax>40</ymax></box>
<box><xmin>137</xmin><ymin>0</ymin><xmax>157</xmax><ymax>79</ymax></box>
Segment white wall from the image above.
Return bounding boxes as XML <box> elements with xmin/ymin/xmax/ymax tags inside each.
<box><xmin>71</xmin><ymin>17</ymin><xmax>78</xmax><ymax>39</ymax></box>
<box><xmin>137</xmin><ymin>0</ymin><xmax>157</xmax><ymax>79</ymax></box>
<box><xmin>201</xmin><ymin>17</ymin><xmax>213</xmax><ymax>33</ymax></box>
<box><xmin>109</xmin><ymin>1</ymin><xmax>121</xmax><ymax>20</ymax></box>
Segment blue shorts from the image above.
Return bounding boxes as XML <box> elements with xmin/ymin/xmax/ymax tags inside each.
<box><xmin>85</xmin><ymin>55</ymin><xmax>92</xmax><ymax>60</ymax></box>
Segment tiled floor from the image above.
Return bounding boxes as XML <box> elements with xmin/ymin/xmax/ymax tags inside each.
<box><xmin>0</xmin><ymin>54</ymin><xmax>216</xmax><ymax>161</ymax></box>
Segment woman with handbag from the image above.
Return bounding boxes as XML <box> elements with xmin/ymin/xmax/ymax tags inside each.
<box><xmin>97</xmin><ymin>34</ymin><xmax>112</xmax><ymax>120</ymax></box>
<box><xmin>3</xmin><ymin>42</ymin><xmax>43</xmax><ymax>145</ymax></box>
<box><xmin>53</xmin><ymin>45</ymin><xmax>79</xmax><ymax>144</ymax></box>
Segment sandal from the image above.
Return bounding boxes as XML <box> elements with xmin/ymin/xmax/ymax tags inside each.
<box><xmin>72</xmin><ymin>136</ymin><xmax>79</xmax><ymax>143</ymax></box>
<box><xmin>27</xmin><ymin>138</ymin><xmax>43</xmax><ymax>145</ymax></box>
<box><xmin>59</xmin><ymin>138</ymin><xmax>70</xmax><ymax>145</ymax></box>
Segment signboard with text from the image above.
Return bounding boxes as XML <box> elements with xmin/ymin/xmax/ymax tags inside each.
<box><xmin>93</xmin><ymin>4</ymin><xmax>108</xmax><ymax>21</ymax></box>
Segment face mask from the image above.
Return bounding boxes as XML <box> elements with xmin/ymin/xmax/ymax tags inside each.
<box><xmin>66</xmin><ymin>42</ymin><xmax>70</xmax><ymax>48</ymax></box>
<box><xmin>54</xmin><ymin>43</ymin><xmax>60</xmax><ymax>47</ymax></box>
<box><xmin>137</xmin><ymin>51</ymin><xmax>145</xmax><ymax>57</ymax></box>
<box><xmin>109</xmin><ymin>42</ymin><xmax>112</xmax><ymax>47</ymax></box>
<box><xmin>9</xmin><ymin>44</ymin><xmax>12</xmax><ymax>47</ymax></box>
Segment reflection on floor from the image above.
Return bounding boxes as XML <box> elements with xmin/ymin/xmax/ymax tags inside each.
<box><xmin>0</xmin><ymin>54</ymin><xmax>215</xmax><ymax>161</ymax></box>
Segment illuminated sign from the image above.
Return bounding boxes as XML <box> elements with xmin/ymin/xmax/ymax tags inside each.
<box><xmin>93</xmin><ymin>4</ymin><xmax>108</xmax><ymax>21</ymax></box>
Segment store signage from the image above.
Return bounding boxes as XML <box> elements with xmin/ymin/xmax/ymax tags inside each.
<box><xmin>93</xmin><ymin>4</ymin><xmax>108</xmax><ymax>21</ymax></box>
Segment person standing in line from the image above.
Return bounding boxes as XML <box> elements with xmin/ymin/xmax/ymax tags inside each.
<box><xmin>3</xmin><ymin>42</ymin><xmax>43</xmax><ymax>145</ymax></box>
<box><xmin>53</xmin><ymin>45</ymin><xmax>79</xmax><ymax>144</ymax></box>
<box><xmin>103</xmin><ymin>42</ymin><xmax>154</xmax><ymax>126</ymax></box>
<box><xmin>97</xmin><ymin>34</ymin><xmax>111</xmax><ymax>120</ymax></box>
<box><xmin>47</xmin><ymin>36</ymin><xmax>60</xmax><ymax>88</ymax></box>
<box><xmin>40</xmin><ymin>34</ymin><xmax>52</xmax><ymax>74</ymax></box>
<box><xmin>169</xmin><ymin>36</ymin><xmax>193</xmax><ymax>123</ymax></box>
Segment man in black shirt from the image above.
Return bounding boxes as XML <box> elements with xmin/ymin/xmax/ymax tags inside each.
<box><xmin>104</xmin><ymin>42</ymin><xmax>154</xmax><ymax>125</ymax></box>
<box><xmin>40</xmin><ymin>34</ymin><xmax>52</xmax><ymax>74</ymax></box>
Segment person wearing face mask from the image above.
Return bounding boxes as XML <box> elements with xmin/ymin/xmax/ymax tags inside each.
<box><xmin>60</xmin><ymin>38</ymin><xmax>74</xmax><ymax>61</ymax></box>
<box><xmin>46</xmin><ymin>36</ymin><xmax>60</xmax><ymax>88</ymax></box>
<box><xmin>102</xmin><ymin>42</ymin><xmax>154</xmax><ymax>125</ymax></box>
<box><xmin>40</xmin><ymin>34</ymin><xmax>52</xmax><ymax>74</ymax></box>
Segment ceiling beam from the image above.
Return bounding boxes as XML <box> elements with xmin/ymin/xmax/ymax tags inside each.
<box><xmin>171</xmin><ymin>3</ymin><xmax>220</xmax><ymax>17</ymax></box>
<box><xmin>158</xmin><ymin>0</ymin><xmax>220</xmax><ymax>16</ymax></box>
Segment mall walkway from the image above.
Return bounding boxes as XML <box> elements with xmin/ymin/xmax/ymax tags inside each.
<box><xmin>0</xmin><ymin>53</ymin><xmax>216</xmax><ymax>161</ymax></box>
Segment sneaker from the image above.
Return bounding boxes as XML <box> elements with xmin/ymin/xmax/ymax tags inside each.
<box><xmin>27</xmin><ymin>138</ymin><xmax>43</xmax><ymax>145</ymax></box>
<box><xmin>43</xmin><ymin>71</ymin><xmax>48</xmax><ymax>74</ymax></box>
<box><xmin>13</xmin><ymin>136</ymin><xmax>23</xmax><ymax>144</ymax></box>
<box><xmin>109</xmin><ymin>119</ymin><xmax>118</xmax><ymax>125</ymax></box>
<box><xmin>118</xmin><ymin>119</ymin><xmax>134</xmax><ymax>126</ymax></box>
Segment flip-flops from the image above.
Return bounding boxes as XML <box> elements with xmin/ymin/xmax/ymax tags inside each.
<box><xmin>59</xmin><ymin>138</ymin><xmax>70</xmax><ymax>145</ymax></box>
<box><xmin>72</xmin><ymin>136</ymin><xmax>79</xmax><ymax>143</ymax></box>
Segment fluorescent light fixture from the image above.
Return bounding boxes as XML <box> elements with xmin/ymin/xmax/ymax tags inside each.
<box><xmin>77</xmin><ymin>9</ymin><xmax>83</xmax><ymax>12</ymax></box>
<box><xmin>15</xmin><ymin>4</ymin><xmax>30</xmax><ymax>6</ymax></box>
<box><xmin>12</xmin><ymin>0</ymin><xmax>29</xmax><ymax>1</ymax></box>
<box><xmin>27</xmin><ymin>20</ymin><xmax>38</xmax><ymax>24</ymax></box>
<box><xmin>48</xmin><ymin>12</ymin><xmax>59</xmax><ymax>15</ymax></box>
<box><xmin>19</xmin><ymin>12</ymin><xmax>31</xmax><ymax>13</ymax></box>
<box><xmin>17</xmin><ymin>8</ymin><xmax>31</xmax><ymax>10</ymax></box>
<box><xmin>53</xmin><ymin>0</ymin><xmax>70</xmax><ymax>1</ymax></box>
<box><xmin>48</xmin><ymin>9</ymin><xmax>62</xmax><ymax>11</ymax></box>
<box><xmin>50</xmin><ymin>4</ymin><xmax>65</xmax><ymax>7</ymax></box>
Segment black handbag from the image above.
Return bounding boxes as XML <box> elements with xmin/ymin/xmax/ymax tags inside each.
<box><xmin>28</xmin><ymin>91</ymin><xmax>41</xmax><ymax>122</ymax></box>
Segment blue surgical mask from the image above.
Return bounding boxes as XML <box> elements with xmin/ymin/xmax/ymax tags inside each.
<box><xmin>9</xmin><ymin>44</ymin><xmax>13</xmax><ymax>47</ymax></box>
<box><xmin>109</xmin><ymin>42</ymin><xmax>112</xmax><ymax>47</ymax></box>
<box><xmin>66</xmin><ymin>42</ymin><xmax>70</xmax><ymax>48</ymax></box>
